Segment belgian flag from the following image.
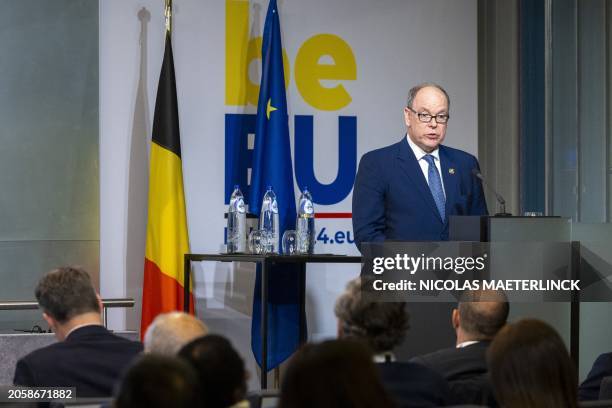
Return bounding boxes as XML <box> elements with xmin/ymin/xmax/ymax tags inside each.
<box><xmin>141</xmin><ymin>31</ymin><xmax>193</xmax><ymax>336</ymax></box>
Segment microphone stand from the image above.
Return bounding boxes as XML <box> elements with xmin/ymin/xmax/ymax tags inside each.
<box><xmin>472</xmin><ymin>169</ymin><xmax>512</xmax><ymax>217</ymax></box>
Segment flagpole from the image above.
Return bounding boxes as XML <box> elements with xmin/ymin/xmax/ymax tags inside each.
<box><xmin>142</xmin><ymin>0</ymin><xmax>192</xmax><ymax>338</ymax></box>
<box><xmin>164</xmin><ymin>0</ymin><xmax>172</xmax><ymax>33</ymax></box>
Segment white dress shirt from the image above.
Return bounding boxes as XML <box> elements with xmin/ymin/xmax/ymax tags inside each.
<box><xmin>456</xmin><ymin>340</ymin><xmax>480</xmax><ymax>348</ymax></box>
<box><xmin>406</xmin><ymin>135</ymin><xmax>446</xmax><ymax>198</ymax></box>
<box><xmin>229</xmin><ymin>400</ymin><xmax>251</xmax><ymax>408</ymax></box>
<box><xmin>373</xmin><ymin>351</ymin><xmax>396</xmax><ymax>363</ymax></box>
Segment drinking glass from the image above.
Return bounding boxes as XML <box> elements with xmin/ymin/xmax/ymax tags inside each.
<box><xmin>249</xmin><ymin>230</ymin><xmax>268</xmax><ymax>254</ymax></box>
<box><xmin>282</xmin><ymin>230</ymin><xmax>298</xmax><ymax>255</ymax></box>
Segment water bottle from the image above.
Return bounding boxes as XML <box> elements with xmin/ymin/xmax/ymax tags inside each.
<box><xmin>227</xmin><ymin>185</ymin><xmax>246</xmax><ymax>253</ymax></box>
<box><xmin>259</xmin><ymin>186</ymin><xmax>279</xmax><ymax>253</ymax></box>
<box><xmin>296</xmin><ymin>187</ymin><xmax>315</xmax><ymax>254</ymax></box>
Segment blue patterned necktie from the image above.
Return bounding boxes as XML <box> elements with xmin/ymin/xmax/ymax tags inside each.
<box><xmin>423</xmin><ymin>154</ymin><xmax>446</xmax><ymax>220</ymax></box>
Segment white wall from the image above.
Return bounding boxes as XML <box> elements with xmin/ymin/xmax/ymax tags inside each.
<box><xmin>99</xmin><ymin>0</ymin><xmax>477</xmax><ymax>337</ymax></box>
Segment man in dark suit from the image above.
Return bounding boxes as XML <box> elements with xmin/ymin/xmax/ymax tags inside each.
<box><xmin>411</xmin><ymin>289</ymin><xmax>508</xmax><ymax>405</ymax></box>
<box><xmin>13</xmin><ymin>266</ymin><xmax>143</xmax><ymax>397</ymax></box>
<box><xmin>579</xmin><ymin>352</ymin><xmax>612</xmax><ymax>400</ymax></box>
<box><xmin>352</xmin><ymin>83</ymin><xmax>488</xmax><ymax>248</ymax></box>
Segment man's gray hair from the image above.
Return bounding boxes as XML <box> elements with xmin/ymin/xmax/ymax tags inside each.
<box><xmin>406</xmin><ymin>82</ymin><xmax>451</xmax><ymax>110</ymax></box>
<box><xmin>334</xmin><ymin>277</ymin><xmax>409</xmax><ymax>353</ymax></box>
<box><xmin>458</xmin><ymin>289</ymin><xmax>509</xmax><ymax>339</ymax></box>
<box><xmin>144</xmin><ymin>312</ymin><xmax>209</xmax><ymax>356</ymax></box>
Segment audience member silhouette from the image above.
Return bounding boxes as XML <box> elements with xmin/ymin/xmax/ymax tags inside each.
<box><xmin>144</xmin><ymin>311</ymin><xmax>208</xmax><ymax>355</ymax></box>
<box><xmin>114</xmin><ymin>354</ymin><xmax>202</xmax><ymax>408</ymax></box>
<box><xmin>13</xmin><ymin>266</ymin><xmax>142</xmax><ymax>397</ymax></box>
<box><xmin>178</xmin><ymin>334</ymin><xmax>249</xmax><ymax>408</ymax></box>
<box><xmin>412</xmin><ymin>289</ymin><xmax>508</xmax><ymax>405</ymax></box>
<box><xmin>278</xmin><ymin>339</ymin><xmax>396</xmax><ymax>408</ymax></box>
<box><xmin>488</xmin><ymin>318</ymin><xmax>578</xmax><ymax>408</ymax></box>
<box><xmin>580</xmin><ymin>352</ymin><xmax>612</xmax><ymax>400</ymax></box>
<box><xmin>335</xmin><ymin>277</ymin><xmax>451</xmax><ymax>407</ymax></box>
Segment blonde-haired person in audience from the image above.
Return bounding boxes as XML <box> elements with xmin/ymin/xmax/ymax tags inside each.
<box><xmin>488</xmin><ymin>318</ymin><xmax>578</xmax><ymax>408</ymax></box>
<box><xmin>143</xmin><ymin>311</ymin><xmax>208</xmax><ymax>355</ymax></box>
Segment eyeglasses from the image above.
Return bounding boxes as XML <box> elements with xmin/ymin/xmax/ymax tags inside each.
<box><xmin>406</xmin><ymin>107</ymin><xmax>450</xmax><ymax>124</ymax></box>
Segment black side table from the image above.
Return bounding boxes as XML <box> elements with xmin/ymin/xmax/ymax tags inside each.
<box><xmin>183</xmin><ymin>253</ymin><xmax>362</xmax><ymax>388</ymax></box>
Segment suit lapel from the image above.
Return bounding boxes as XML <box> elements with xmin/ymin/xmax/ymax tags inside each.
<box><xmin>440</xmin><ymin>146</ymin><xmax>459</xmax><ymax>223</ymax></box>
<box><xmin>397</xmin><ymin>137</ymin><xmax>441</xmax><ymax>221</ymax></box>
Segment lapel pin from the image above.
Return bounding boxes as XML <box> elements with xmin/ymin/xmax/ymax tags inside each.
<box><xmin>449</xmin><ymin>168</ymin><xmax>455</xmax><ymax>174</ymax></box>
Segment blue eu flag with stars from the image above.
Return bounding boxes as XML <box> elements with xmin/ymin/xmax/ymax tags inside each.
<box><xmin>249</xmin><ymin>0</ymin><xmax>301</xmax><ymax>371</ymax></box>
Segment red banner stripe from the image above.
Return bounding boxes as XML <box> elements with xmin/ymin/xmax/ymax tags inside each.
<box><xmin>314</xmin><ymin>212</ymin><xmax>353</xmax><ymax>219</ymax></box>
<box><xmin>141</xmin><ymin>257</ymin><xmax>194</xmax><ymax>339</ymax></box>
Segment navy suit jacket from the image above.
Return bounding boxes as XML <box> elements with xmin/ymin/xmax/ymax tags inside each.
<box><xmin>13</xmin><ymin>325</ymin><xmax>143</xmax><ymax>397</ymax></box>
<box><xmin>411</xmin><ymin>341</ymin><xmax>497</xmax><ymax>406</ymax></box>
<box><xmin>411</xmin><ymin>341</ymin><xmax>490</xmax><ymax>382</ymax></box>
<box><xmin>377</xmin><ymin>361</ymin><xmax>452</xmax><ymax>407</ymax></box>
<box><xmin>579</xmin><ymin>352</ymin><xmax>612</xmax><ymax>401</ymax></box>
<box><xmin>352</xmin><ymin>137</ymin><xmax>488</xmax><ymax>248</ymax></box>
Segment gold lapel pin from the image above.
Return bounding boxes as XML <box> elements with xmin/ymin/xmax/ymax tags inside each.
<box><xmin>449</xmin><ymin>168</ymin><xmax>455</xmax><ymax>174</ymax></box>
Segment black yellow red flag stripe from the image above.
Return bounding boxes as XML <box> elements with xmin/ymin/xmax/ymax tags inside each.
<box><xmin>141</xmin><ymin>32</ymin><xmax>193</xmax><ymax>337</ymax></box>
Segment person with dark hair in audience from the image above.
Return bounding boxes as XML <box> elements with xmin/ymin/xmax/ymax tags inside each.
<box><xmin>488</xmin><ymin>318</ymin><xmax>578</xmax><ymax>408</ymax></box>
<box><xmin>114</xmin><ymin>354</ymin><xmax>202</xmax><ymax>408</ymax></box>
<box><xmin>279</xmin><ymin>339</ymin><xmax>396</xmax><ymax>408</ymax></box>
<box><xmin>335</xmin><ymin>277</ymin><xmax>451</xmax><ymax>407</ymax></box>
<box><xmin>411</xmin><ymin>289</ymin><xmax>508</xmax><ymax>405</ymax></box>
<box><xmin>13</xmin><ymin>266</ymin><xmax>143</xmax><ymax>397</ymax></box>
<box><xmin>178</xmin><ymin>334</ymin><xmax>249</xmax><ymax>408</ymax></box>
<box><xmin>579</xmin><ymin>352</ymin><xmax>612</xmax><ymax>400</ymax></box>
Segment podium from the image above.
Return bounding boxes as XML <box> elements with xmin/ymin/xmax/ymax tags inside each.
<box><xmin>388</xmin><ymin>215</ymin><xmax>579</xmax><ymax>363</ymax></box>
<box><xmin>451</xmin><ymin>215</ymin><xmax>579</xmax><ymax>364</ymax></box>
<box><xmin>449</xmin><ymin>215</ymin><xmax>570</xmax><ymax>242</ymax></box>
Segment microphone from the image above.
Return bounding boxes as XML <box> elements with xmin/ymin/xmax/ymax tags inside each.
<box><xmin>471</xmin><ymin>169</ymin><xmax>512</xmax><ymax>216</ymax></box>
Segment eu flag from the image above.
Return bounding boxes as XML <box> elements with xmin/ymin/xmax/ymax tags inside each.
<box><xmin>249</xmin><ymin>0</ymin><xmax>301</xmax><ymax>371</ymax></box>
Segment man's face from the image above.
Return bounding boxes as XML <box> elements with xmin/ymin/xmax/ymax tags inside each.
<box><xmin>404</xmin><ymin>86</ymin><xmax>449</xmax><ymax>153</ymax></box>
